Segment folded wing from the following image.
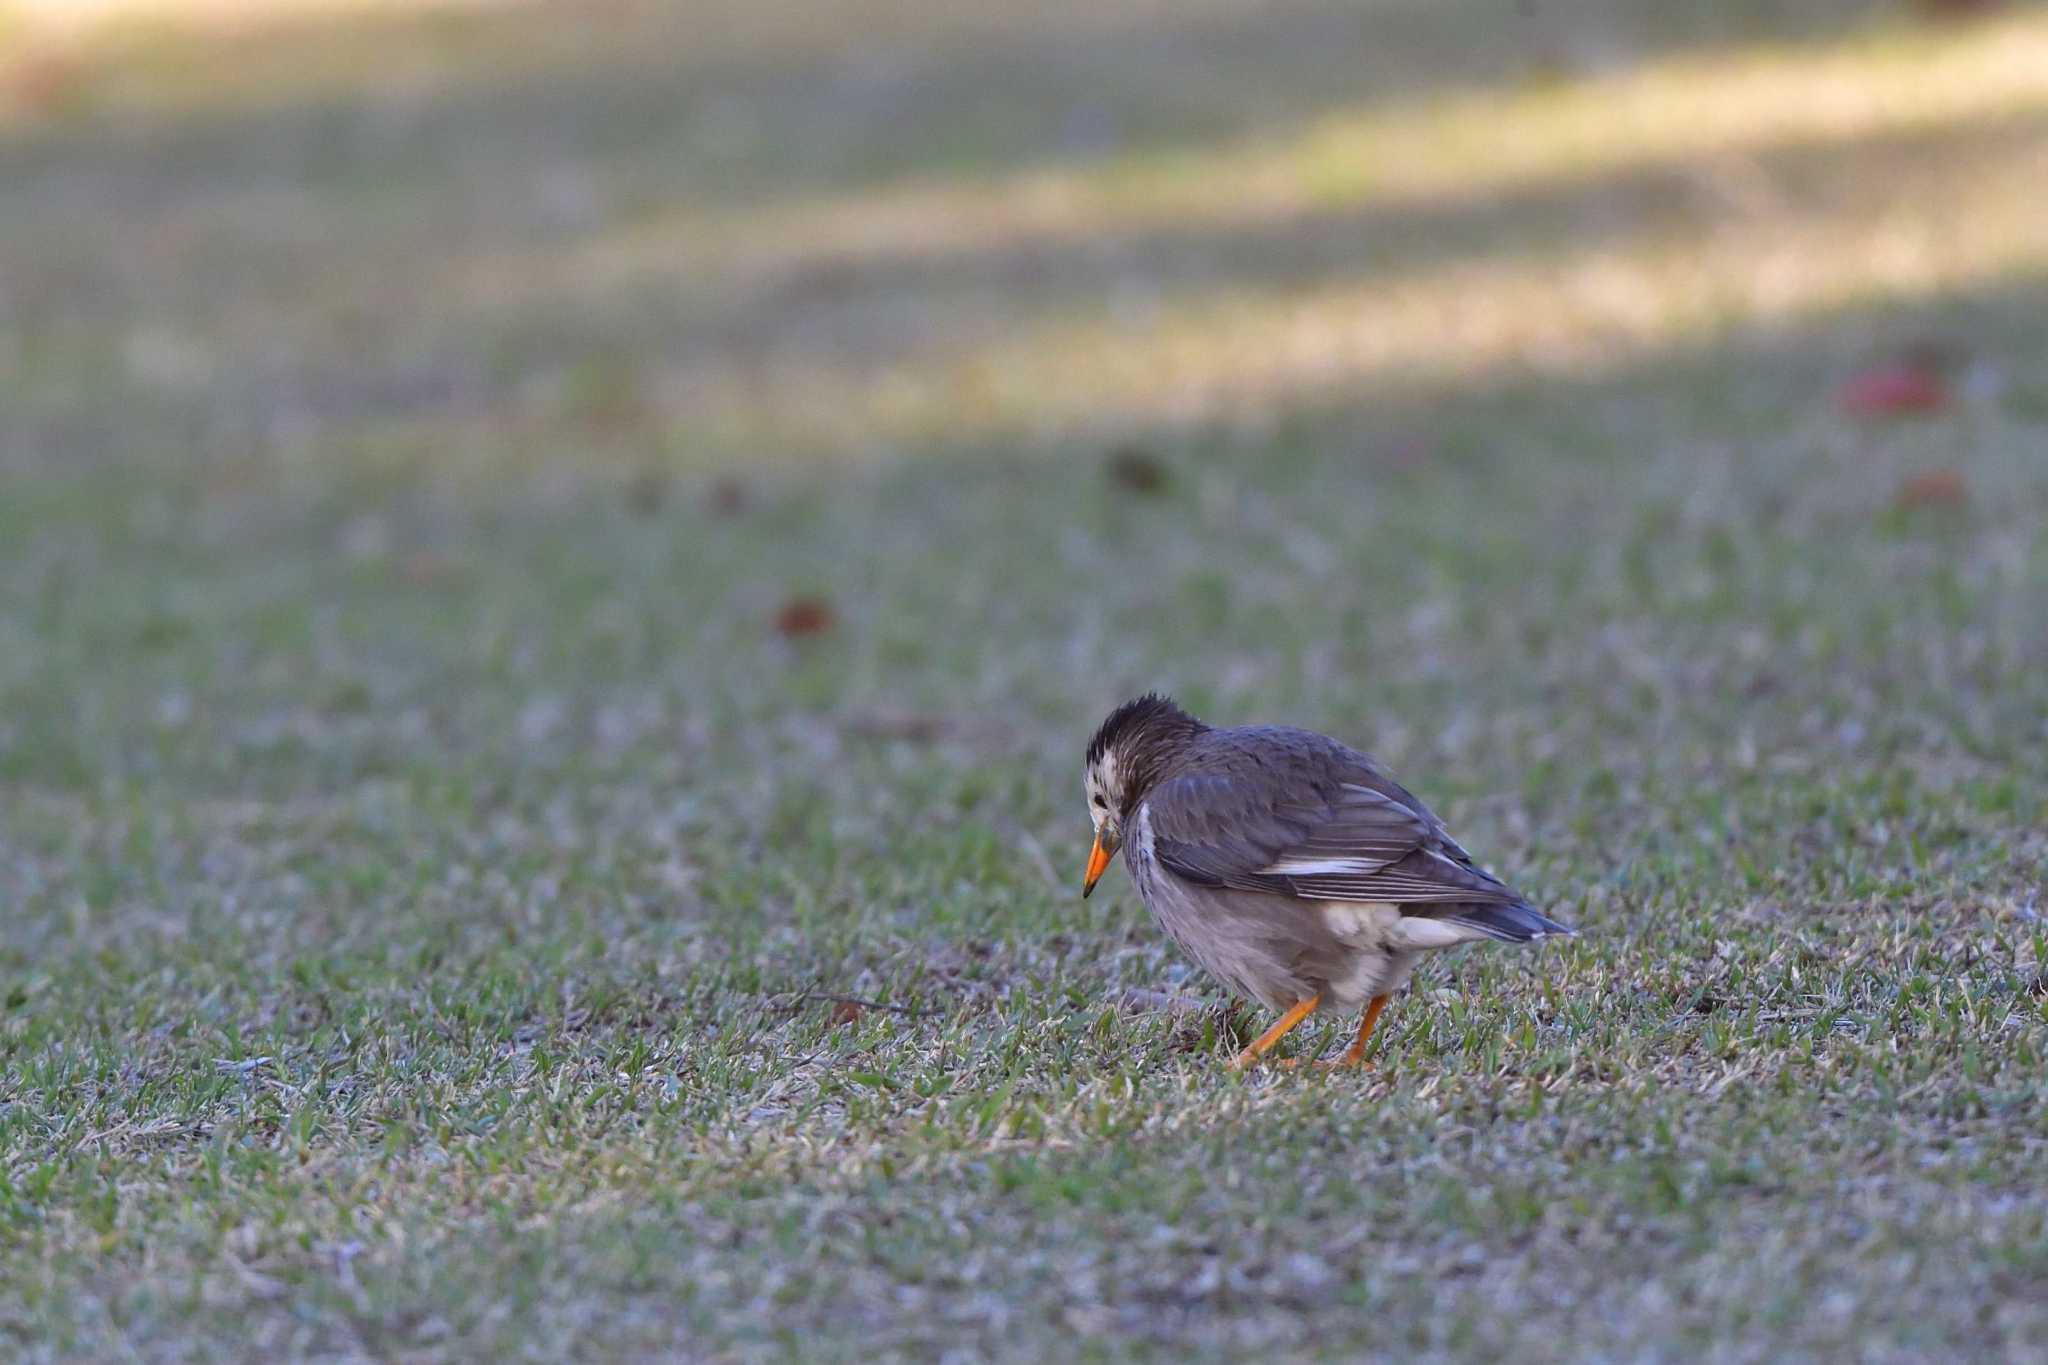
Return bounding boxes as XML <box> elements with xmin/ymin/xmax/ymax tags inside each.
<box><xmin>1142</xmin><ymin>768</ymin><xmax>1518</xmax><ymax>907</ymax></box>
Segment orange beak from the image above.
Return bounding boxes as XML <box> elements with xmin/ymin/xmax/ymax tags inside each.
<box><xmin>1082</xmin><ymin>833</ymin><xmax>1115</xmax><ymax>899</ymax></box>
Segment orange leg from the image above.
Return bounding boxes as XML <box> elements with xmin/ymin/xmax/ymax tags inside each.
<box><xmin>1274</xmin><ymin>993</ymin><xmax>1392</xmax><ymax>1071</ymax></box>
<box><xmin>1228</xmin><ymin>994</ymin><xmax>1321</xmax><ymax>1071</ymax></box>
<box><xmin>1331</xmin><ymin>993</ymin><xmax>1391</xmax><ymax>1068</ymax></box>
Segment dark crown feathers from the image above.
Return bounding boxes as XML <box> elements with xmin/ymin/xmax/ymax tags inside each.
<box><xmin>1086</xmin><ymin>693</ymin><xmax>1201</xmax><ymax>769</ymax></box>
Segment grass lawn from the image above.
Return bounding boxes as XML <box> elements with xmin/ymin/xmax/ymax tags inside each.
<box><xmin>3</xmin><ymin>0</ymin><xmax>2047</xmax><ymax>1358</ymax></box>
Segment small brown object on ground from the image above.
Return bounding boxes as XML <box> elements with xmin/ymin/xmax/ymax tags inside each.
<box><xmin>1895</xmin><ymin>470</ymin><xmax>1967</xmax><ymax>510</ymax></box>
<box><xmin>707</xmin><ymin>477</ymin><xmax>749</xmax><ymax>516</ymax></box>
<box><xmin>774</xmin><ymin>597</ymin><xmax>835</xmax><ymax>638</ymax></box>
<box><xmin>1839</xmin><ymin>362</ymin><xmax>1949</xmax><ymax>417</ymax></box>
<box><xmin>1106</xmin><ymin>444</ymin><xmax>1170</xmax><ymax>494</ymax></box>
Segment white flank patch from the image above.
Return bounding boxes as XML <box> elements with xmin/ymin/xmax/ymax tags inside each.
<box><xmin>1319</xmin><ymin>902</ymin><xmax>1487</xmax><ymax>1007</ymax></box>
<box><xmin>1319</xmin><ymin>901</ymin><xmax>1403</xmax><ymax>944</ymax></box>
<box><xmin>1392</xmin><ymin>917</ymin><xmax>1491</xmax><ymax>949</ymax></box>
<box><xmin>1321</xmin><ymin>901</ymin><xmax>1489</xmax><ymax>951</ymax></box>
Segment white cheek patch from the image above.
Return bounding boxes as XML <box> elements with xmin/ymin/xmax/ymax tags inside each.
<box><xmin>1086</xmin><ymin>751</ymin><xmax>1123</xmax><ymax>831</ymax></box>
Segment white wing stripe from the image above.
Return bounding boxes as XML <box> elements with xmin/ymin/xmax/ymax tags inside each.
<box><xmin>1259</xmin><ymin>855</ymin><xmax>1381</xmax><ymax>876</ymax></box>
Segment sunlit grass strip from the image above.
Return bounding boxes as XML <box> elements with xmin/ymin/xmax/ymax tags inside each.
<box><xmin>640</xmin><ymin>118</ymin><xmax>2048</xmax><ymax>458</ymax></box>
<box><xmin>571</xmin><ymin>11</ymin><xmax>2048</xmax><ymax>289</ymax></box>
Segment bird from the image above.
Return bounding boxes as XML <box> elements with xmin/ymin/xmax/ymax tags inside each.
<box><xmin>1081</xmin><ymin>694</ymin><xmax>1572</xmax><ymax>1071</ymax></box>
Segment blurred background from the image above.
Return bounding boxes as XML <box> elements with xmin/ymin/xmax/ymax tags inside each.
<box><xmin>3</xmin><ymin>0</ymin><xmax>2047</xmax><ymax>1353</ymax></box>
<box><xmin>7</xmin><ymin>0</ymin><xmax>2045</xmax><ymax>853</ymax></box>
<box><xmin>8</xmin><ymin>0</ymin><xmax>2048</xmax><ymax>1042</ymax></box>
<box><xmin>6</xmin><ymin>0</ymin><xmax>2044</xmax><ymax>767</ymax></box>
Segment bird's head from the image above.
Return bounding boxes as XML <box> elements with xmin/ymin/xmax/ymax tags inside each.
<box><xmin>1081</xmin><ymin>693</ymin><xmax>1205</xmax><ymax>898</ymax></box>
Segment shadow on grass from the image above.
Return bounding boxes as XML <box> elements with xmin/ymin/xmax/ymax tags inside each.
<box><xmin>6</xmin><ymin>87</ymin><xmax>2043</xmax><ymax>478</ymax></box>
<box><xmin>457</xmin><ymin>104</ymin><xmax>2048</xmax><ymax>391</ymax></box>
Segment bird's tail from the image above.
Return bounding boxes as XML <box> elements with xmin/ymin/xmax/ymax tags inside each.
<box><xmin>1442</xmin><ymin>900</ymin><xmax>1575</xmax><ymax>943</ymax></box>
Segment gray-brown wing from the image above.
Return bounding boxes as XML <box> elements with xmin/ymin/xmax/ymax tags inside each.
<box><xmin>1142</xmin><ymin>770</ymin><xmax>1516</xmax><ymax>905</ymax></box>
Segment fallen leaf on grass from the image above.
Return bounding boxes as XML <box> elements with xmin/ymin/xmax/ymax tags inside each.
<box><xmin>774</xmin><ymin>597</ymin><xmax>834</xmax><ymax>637</ymax></box>
<box><xmin>706</xmin><ymin>477</ymin><xmax>748</xmax><ymax>516</ymax></box>
<box><xmin>1839</xmin><ymin>363</ymin><xmax>1948</xmax><ymax>417</ymax></box>
<box><xmin>1106</xmin><ymin>444</ymin><xmax>1170</xmax><ymax>494</ymax></box>
<box><xmin>1894</xmin><ymin>470</ymin><xmax>1966</xmax><ymax>510</ymax></box>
